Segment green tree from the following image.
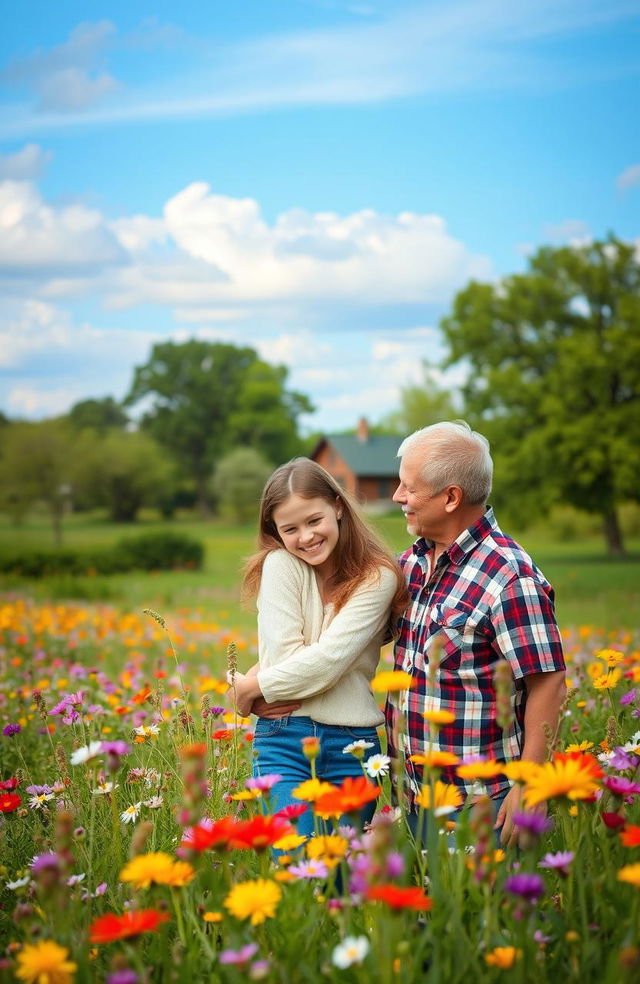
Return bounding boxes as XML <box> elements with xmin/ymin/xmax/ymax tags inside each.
<box><xmin>68</xmin><ymin>396</ymin><xmax>128</xmax><ymax>432</ymax></box>
<box><xmin>125</xmin><ymin>341</ymin><xmax>313</xmax><ymax>514</ymax></box>
<box><xmin>212</xmin><ymin>447</ymin><xmax>273</xmax><ymax>524</ymax></box>
<box><xmin>440</xmin><ymin>236</ymin><xmax>640</xmax><ymax>556</ymax></box>
<box><xmin>78</xmin><ymin>430</ymin><xmax>176</xmax><ymax>522</ymax></box>
<box><xmin>0</xmin><ymin>420</ymin><xmax>90</xmax><ymax>545</ymax></box>
<box><xmin>381</xmin><ymin>361</ymin><xmax>457</xmax><ymax>434</ymax></box>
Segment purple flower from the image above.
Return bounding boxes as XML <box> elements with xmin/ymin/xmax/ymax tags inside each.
<box><xmin>504</xmin><ymin>873</ymin><xmax>544</xmax><ymax>903</ymax></box>
<box><xmin>2</xmin><ymin>724</ymin><xmax>21</xmax><ymax>736</ymax></box>
<box><xmin>620</xmin><ymin>689</ymin><xmax>637</xmax><ymax>706</ymax></box>
<box><xmin>603</xmin><ymin>776</ymin><xmax>640</xmax><ymax>797</ymax></box>
<box><xmin>219</xmin><ymin>944</ymin><xmax>259</xmax><ymax>966</ymax></box>
<box><xmin>538</xmin><ymin>851</ymin><xmax>574</xmax><ymax>877</ymax></box>
<box><xmin>513</xmin><ymin>811</ymin><xmax>553</xmax><ymax>835</ymax></box>
<box><xmin>249</xmin><ymin>960</ymin><xmax>270</xmax><ymax>980</ymax></box>
<box><xmin>385</xmin><ymin>851</ymin><xmax>406</xmax><ymax>878</ymax></box>
<box><xmin>25</xmin><ymin>784</ymin><xmax>54</xmax><ymax>796</ymax></box>
<box><xmin>288</xmin><ymin>860</ymin><xmax>329</xmax><ymax>879</ymax></box>
<box><xmin>30</xmin><ymin>852</ymin><xmax>61</xmax><ymax>873</ymax></box>
<box><xmin>101</xmin><ymin>740</ymin><xmax>131</xmax><ymax>757</ymax></box>
<box><xmin>106</xmin><ymin>971</ymin><xmax>139</xmax><ymax>984</ymax></box>
<box><xmin>609</xmin><ymin>749</ymin><xmax>635</xmax><ymax>771</ymax></box>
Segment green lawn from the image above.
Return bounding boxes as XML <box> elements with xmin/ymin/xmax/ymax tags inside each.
<box><xmin>1</xmin><ymin>510</ymin><xmax>638</xmax><ymax>633</ymax></box>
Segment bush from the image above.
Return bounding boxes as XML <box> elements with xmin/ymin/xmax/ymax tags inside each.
<box><xmin>0</xmin><ymin>532</ymin><xmax>204</xmax><ymax>578</ymax></box>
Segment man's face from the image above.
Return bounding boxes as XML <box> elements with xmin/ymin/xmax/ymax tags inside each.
<box><xmin>393</xmin><ymin>445</ymin><xmax>443</xmax><ymax>540</ymax></box>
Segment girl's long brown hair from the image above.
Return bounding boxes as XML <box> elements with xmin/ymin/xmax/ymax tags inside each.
<box><xmin>242</xmin><ymin>457</ymin><xmax>409</xmax><ymax>621</ymax></box>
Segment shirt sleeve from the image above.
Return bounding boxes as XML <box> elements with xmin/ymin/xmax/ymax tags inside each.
<box><xmin>257</xmin><ymin>565</ymin><xmax>397</xmax><ymax>703</ymax></box>
<box><xmin>491</xmin><ymin>575</ymin><xmax>566</xmax><ymax>680</ymax></box>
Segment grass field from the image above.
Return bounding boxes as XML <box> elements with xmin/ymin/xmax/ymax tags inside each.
<box><xmin>0</xmin><ymin>510</ymin><xmax>639</xmax><ymax>635</ymax></box>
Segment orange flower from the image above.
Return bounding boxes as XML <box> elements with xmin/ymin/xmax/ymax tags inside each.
<box><xmin>410</xmin><ymin>751</ymin><xmax>460</xmax><ymax>768</ymax></box>
<box><xmin>179</xmin><ymin>742</ymin><xmax>208</xmax><ymax>759</ymax></box>
<box><xmin>456</xmin><ymin>759</ymin><xmax>505</xmax><ymax>781</ymax></box>
<box><xmin>523</xmin><ymin>752</ymin><xmax>603</xmax><ymax>808</ymax></box>
<box><xmin>621</xmin><ymin>826</ymin><xmax>640</xmax><ymax>848</ymax></box>
<box><xmin>89</xmin><ymin>909</ymin><xmax>169</xmax><ymax>943</ymax></box>
<box><xmin>313</xmin><ymin>776</ymin><xmax>381</xmax><ymax>818</ymax></box>
<box><xmin>211</xmin><ymin>729</ymin><xmax>233</xmax><ymax>741</ymax></box>
<box><xmin>366</xmin><ymin>884</ymin><xmax>432</xmax><ymax>910</ymax></box>
<box><xmin>131</xmin><ymin>686</ymin><xmax>152</xmax><ymax>705</ymax></box>
<box><xmin>229</xmin><ymin>815</ymin><xmax>296</xmax><ymax>851</ymax></box>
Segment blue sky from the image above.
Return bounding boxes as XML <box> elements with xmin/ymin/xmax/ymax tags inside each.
<box><xmin>1</xmin><ymin>0</ymin><xmax>638</xmax><ymax>432</ymax></box>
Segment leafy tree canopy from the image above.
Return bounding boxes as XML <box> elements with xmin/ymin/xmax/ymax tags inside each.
<box><xmin>68</xmin><ymin>397</ymin><xmax>128</xmax><ymax>432</ymax></box>
<box><xmin>381</xmin><ymin>361</ymin><xmax>457</xmax><ymax>435</ymax></box>
<box><xmin>440</xmin><ymin>236</ymin><xmax>640</xmax><ymax>555</ymax></box>
<box><xmin>125</xmin><ymin>341</ymin><xmax>313</xmax><ymax>513</ymax></box>
<box><xmin>211</xmin><ymin>447</ymin><xmax>273</xmax><ymax>525</ymax></box>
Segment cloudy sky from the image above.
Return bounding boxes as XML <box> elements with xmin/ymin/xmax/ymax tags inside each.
<box><xmin>1</xmin><ymin>0</ymin><xmax>638</xmax><ymax>433</ymax></box>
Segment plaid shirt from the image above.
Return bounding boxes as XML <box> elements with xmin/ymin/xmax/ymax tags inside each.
<box><xmin>385</xmin><ymin>507</ymin><xmax>565</xmax><ymax>805</ymax></box>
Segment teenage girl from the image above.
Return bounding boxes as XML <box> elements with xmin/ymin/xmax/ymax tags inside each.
<box><xmin>232</xmin><ymin>457</ymin><xmax>408</xmax><ymax>837</ymax></box>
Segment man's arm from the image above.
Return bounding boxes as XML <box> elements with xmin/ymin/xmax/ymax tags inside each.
<box><xmin>496</xmin><ymin>669</ymin><xmax>566</xmax><ymax>847</ymax></box>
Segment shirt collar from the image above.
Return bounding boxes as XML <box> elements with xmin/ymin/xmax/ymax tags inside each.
<box><xmin>411</xmin><ymin>506</ymin><xmax>497</xmax><ymax>565</ymax></box>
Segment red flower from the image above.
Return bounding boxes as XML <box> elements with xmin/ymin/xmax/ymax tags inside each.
<box><xmin>89</xmin><ymin>909</ymin><xmax>170</xmax><ymax>943</ymax></box>
<box><xmin>314</xmin><ymin>776</ymin><xmax>381</xmax><ymax>817</ymax></box>
<box><xmin>620</xmin><ymin>825</ymin><xmax>640</xmax><ymax>847</ymax></box>
<box><xmin>0</xmin><ymin>777</ymin><xmax>19</xmax><ymax>791</ymax></box>
<box><xmin>366</xmin><ymin>884</ymin><xmax>433</xmax><ymax>911</ymax></box>
<box><xmin>211</xmin><ymin>729</ymin><xmax>233</xmax><ymax>741</ymax></box>
<box><xmin>229</xmin><ymin>815</ymin><xmax>296</xmax><ymax>850</ymax></box>
<box><xmin>0</xmin><ymin>793</ymin><xmax>21</xmax><ymax>813</ymax></box>
<box><xmin>181</xmin><ymin>816</ymin><xmax>238</xmax><ymax>852</ymax></box>
<box><xmin>601</xmin><ymin>811</ymin><xmax>627</xmax><ymax>830</ymax></box>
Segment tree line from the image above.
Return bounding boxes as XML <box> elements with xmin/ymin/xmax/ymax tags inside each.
<box><xmin>0</xmin><ymin>237</ymin><xmax>638</xmax><ymax>555</ymax></box>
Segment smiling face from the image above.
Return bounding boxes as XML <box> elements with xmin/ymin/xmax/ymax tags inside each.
<box><xmin>272</xmin><ymin>493</ymin><xmax>342</xmax><ymax>578</ymax></box>
<box><xmin>393</xmin><ymin>445</ymin><xmax>445</xmax><ymax>540</ymax></box>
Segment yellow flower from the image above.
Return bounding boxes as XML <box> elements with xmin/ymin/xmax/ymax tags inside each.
<box><xmin>203</xmin><ymin>911</ymin><xmax>223</xmax><ymax>923</ymax></box>
<box><xmin>618</xmin><ymin>863</ymin><xmax>640</xmax><ymax>888</ymax></box>
<box><xmin>596</xmin><ymin>648</ymin><xmax>624</xmax><ymax>667</ymax></box>
<box><xmin>228</xmin><ymin>789</ymin><xmax>262</xmax><ymax>801</ymax></box>
<box><xmin>292</xmin><ymin>779</ymin><xmax>337</xmax><ymax>802</ymax></box>
<box><xmin>223</xmin><ymin>878</ymin><xmax>282</xmax><ymax>925</ymax></box>
<box><xmin>502</xmin><ymin>760</ymin><xmax>540</xmax><ymax>784</ymax></box>
<box><xmin>273</xmin><ymin>833</ymin><xmax>307</xmax><ymax>851</ymax></box>
<box><xmin>414</xmin><ymin>780</ymin><xmax>463</xmax><ymax>814</ymax></box>
<box><xmin>565</xmin><ymin>741</ymin><xmax>594</xmax><ymax>752</ymax></box>
<box><xmin>485</xmin><ymin>946</ymin><xmax>522</xmax><ymax>969</ymax></box>
<box><xmin>306</xmin><ymin>835</ymin><xmax>348</xmax><ymax>867</ymax></box>
<box><xmin>16</xmin><ymin>940</ymin><xmax>77</xmax><ymax>984</ymax></box>
<box><xmin>456</xmin><ymin>759</ymin><xmax>504</xmax><ymax>780</ymax></box>
<box><xmin>593</xmin><ymin>669</ymin><xmax>622</xmax><ymax>690</ymax></box>
<box><xmin>523</xmin><ymin>753</ymin><xmax>602</xmax><ymax>808</ymax></box>
<box><xmin>409</xmin><ymin>751</ymin><xmax>460</xmax><ymax>768</ymax></box>
<box><xmin>371</xmin><ymin>670</ymin><xmax>414</xmax><ymax>692</ymax></box>
<box><xmin>587</xmin><ymin>662</ymin><xmax>605</xmax><ymax>680</ymax></box>
<box><xmin>422</xmin><ymin>709</ymin><xmax>456</xmax><ymax>726</ymax></box>
<box><xmin>119</xmin><ymin>852</ymin><xmax>194</xmax><ymax>889</ymax></box>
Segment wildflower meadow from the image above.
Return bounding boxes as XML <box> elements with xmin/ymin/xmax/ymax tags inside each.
<box><xmin>1</xmin><ymin>598</ymin><xmax>640</xmax><ymax>983</ymax></box>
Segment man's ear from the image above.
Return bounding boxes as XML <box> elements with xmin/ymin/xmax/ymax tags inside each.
<box><xmin>443</xmin><ymin>486</ymin><xmax>463</xmax><ymax>512</ymax></box>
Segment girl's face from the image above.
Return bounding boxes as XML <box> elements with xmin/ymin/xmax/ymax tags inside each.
<box><xmin>272</xmin><ymin>494</ymin><xmax>342</xmax><ymax>578</ymax></box>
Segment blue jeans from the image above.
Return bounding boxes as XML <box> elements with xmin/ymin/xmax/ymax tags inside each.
<box><xmin>252</xmin><ymin>715</ymin><xmax>382</xmax><ymax>838</ymax></box>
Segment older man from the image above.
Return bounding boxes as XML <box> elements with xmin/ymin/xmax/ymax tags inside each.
<box><xmin>385</xmin><ymin>421</ymin><xmax>566</xmax><ymax>846</ymax></box>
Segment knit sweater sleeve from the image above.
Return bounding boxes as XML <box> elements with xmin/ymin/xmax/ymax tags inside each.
<box><xmin>257</xmin><ymin>561</ymin><xmax>396</xmax><ymax>703</ymax></box>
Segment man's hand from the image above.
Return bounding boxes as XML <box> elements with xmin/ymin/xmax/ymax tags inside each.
<box><xmin>250</xmin><ymin>695</ymin><xmax>301</xmax><ymax>719</ymax></box>
<box><xmin>496</xmin><ymin>785</ymin><xmax>547</xmax><ymax>849</ymax></box>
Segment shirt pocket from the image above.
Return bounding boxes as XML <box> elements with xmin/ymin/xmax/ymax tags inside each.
<box><xmin>429</xmin><ymin>604</ymin><xmax>471</xmax><ymax>665</ymax></box>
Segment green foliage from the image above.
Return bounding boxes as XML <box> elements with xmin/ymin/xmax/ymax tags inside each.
<box><xmin>0</xmin><ymin>419</ymin><xmax>92</xmax><ymax>545</ymax></box>
<box><xmin>441</xmin><ymin>236</ymin><xmax>640</xmax><ymax>555</ymax></box>
<box><xmin>0</xmin><ymin>532</ymin><xmax>203</xmax><ymax>577</ymax></box>
<box><xmin>67</xmin><ymin>396</ymin><xmax>129</xmax><ymax>432</ymax></box>
<box><xmin>211</xmin><ymin>447</ymin><xmax>273</xmax><ymax>524</ymax></box>
<box><xmin>76</xmin><ymin>429</ymin><xmax>177</xmax><ymax>522</ymax></box>
<box><xmin>381</xmin><ymin>361</ymin><xmax>457</xmax><ymax>434</ymax></box>
<box><xmin>125</xmin><ymin>340</ymin><xmax>313</xmax><ymax>512</ymax></box>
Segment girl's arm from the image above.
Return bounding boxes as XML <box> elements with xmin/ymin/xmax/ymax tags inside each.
<box><xmin>253</xmin><ymin>560</ymin><xmax>396</xmax><ymax>705</ymax></box>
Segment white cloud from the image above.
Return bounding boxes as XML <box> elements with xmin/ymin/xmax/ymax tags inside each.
<box><xmin>1</xmin><ymin>2</ymin><xmax>637</xmax><ymax>135</ymax></box>
<box><xmin>2</xmin><ymin>21</ymin><xmax>118</xmax><ymax>112</ymax></box>
<box><xmin>616</xmin><ymin>164</ymin><xmax>640</xmax><ymax>192</ymax></box>
<box><xmin>543</xmin><ymin>219</ymin><xmax>591</xmax><ymax>241</ymax></box>
<box><xmin>0</xmin><ymin>144</ymin><xmax>52</xmax><ymax>180</ymax></box>
<box><xmin>0</xmin><ymin>180</ymin><xmax>126</xmax><ymax>274</ymax></box>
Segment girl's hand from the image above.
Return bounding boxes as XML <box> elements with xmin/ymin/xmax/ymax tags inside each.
<box><xmin>228</xmin><ymin>671</ymin><xmax>259</xmax><ymax>717</ymax></box>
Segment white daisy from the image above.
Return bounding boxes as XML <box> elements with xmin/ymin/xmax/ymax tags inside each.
<box><xmin>332</xmin><ymin>936</ymin><xmax>370</xmax><ymax>969</ymax></box>
<box><xmin>144</xmin><ymin>796</ymin><xmax>163</xmax><ymax>809</ymax></box>
<box><xmin>342</xmin><ymin>740</ymin><xmax>375</xmax><ymax>758</ymax></box>
<box><xmin>6</xmin><ymin>876</ymin><xmax>31</xmax><ymax>890</ymax></box>
<box><xmin>70</xmin><ymin>741</ymin><xmax>104</xmax><ymax>766</ymax></box>
<box><xmin>28</xmin><ymin>792</ymin><xmax>54</xmax><ymax>810</ymax></box>
<box><xmin>364</xmin><ymin>753</ymin><xmax>391</xmax><ymax>778</ymax></box>
<box><xmin>133</xmin><ymin>725</ymin><xmax>160</xmax><ymax>739</ymax></box>
<box><xmin>92</xmin><ymin>781</ymin><xmax>116</xmax><ymax>796</ymax></box>
<box><xmin>120</xmin><ymin>802</ymin><xmax>142</xmax><ymax>824</ymax></box>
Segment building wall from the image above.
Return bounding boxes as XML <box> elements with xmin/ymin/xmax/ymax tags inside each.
<box><xmin>313</xmin><ymin>444</ymin><xmax>358</xmax><ymax>497</ymax></box>
<box><xmin>357</xmin><ymin>476</ymin><xmax>396</xmax><ymax>503</ymax></box>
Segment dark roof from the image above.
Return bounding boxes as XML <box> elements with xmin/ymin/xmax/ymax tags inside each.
<box><xmin>314</xmin><ymin>434</ymin><xmax>400</xmax><ymax>477</ymax></box>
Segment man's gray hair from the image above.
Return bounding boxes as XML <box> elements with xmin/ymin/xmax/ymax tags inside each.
<box><xmin>397</xmin><ymin>420</ymin><xmax>493</xmax><ymax>505</ymax></box>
